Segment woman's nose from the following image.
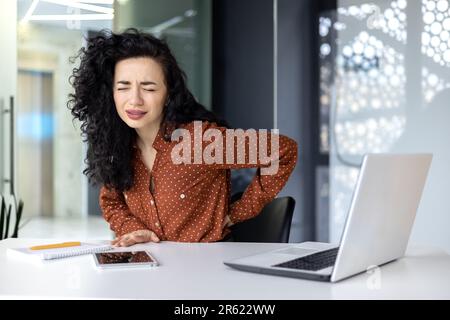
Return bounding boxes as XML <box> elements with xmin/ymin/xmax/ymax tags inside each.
<box><xmin>129</xmin><ymin>88</ymin><xmax>144</xmax><ymax>106</ymax></box>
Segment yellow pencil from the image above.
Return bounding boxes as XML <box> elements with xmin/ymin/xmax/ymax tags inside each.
<box><xmin>30</xmin><ymin>241</ymin><xmax>82</xmax><ymax>250</ymax></box>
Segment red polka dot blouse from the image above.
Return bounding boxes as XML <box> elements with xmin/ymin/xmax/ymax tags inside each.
<box><xmin>100</xmin><ymin>121</ymin><xmax>298</xmax><ymax>242</ymax></box>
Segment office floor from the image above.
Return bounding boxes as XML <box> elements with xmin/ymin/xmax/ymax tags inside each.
<box><xmin>18</xmin><ymin>216</ymin><xmax>114</xmax><ymax>240</ymax></box>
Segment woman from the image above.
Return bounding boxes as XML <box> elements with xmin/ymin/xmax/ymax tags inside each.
<box><xmin>68</xmin><ymin>29</ymin><xmax>297</xmax><ymax>246</ymax></box>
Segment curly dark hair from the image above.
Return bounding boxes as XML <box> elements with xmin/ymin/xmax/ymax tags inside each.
<box><xmin>68</xmin><ymin>28</ymin><xmax>227</xmax><ymax>192</ymax></box>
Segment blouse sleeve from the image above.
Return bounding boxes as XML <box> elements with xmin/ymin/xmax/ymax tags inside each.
<box><xmin>228</xmin><ymin>133</ymin><xmax>297</xmax><ymax>223</ymax></box>
<box><xmin>172</xmin><ymin>121</ymin><xmax>298</xmax><ymax>223</ymax></box>
<box><xmin>99</xmin><ymin>185</ymin><xmax>148</xmax><ymax>236</ymax></box>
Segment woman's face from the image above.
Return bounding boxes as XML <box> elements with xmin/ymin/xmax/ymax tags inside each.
<box><xmin>113</xmin><ymin>57</ymin><xmax>168</xmax><ymax>131</ymax></box>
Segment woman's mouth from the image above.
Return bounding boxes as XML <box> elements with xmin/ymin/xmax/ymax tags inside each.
<box><xmin>125</xmin><ymin>109</ymin><xmax>147</xmax><ymax>120</ymax></box>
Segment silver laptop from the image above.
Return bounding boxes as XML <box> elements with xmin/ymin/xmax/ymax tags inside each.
<box><xmin>224</xmin><ymin>154</ymin><xmax>432</xmax><ymax>282</ymax></box>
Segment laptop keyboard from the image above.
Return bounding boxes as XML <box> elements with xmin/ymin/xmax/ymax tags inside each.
<box><xmin>273</xmin><ymin>247</ymin><xmax>339</xmax><ymax>271</ymax></box>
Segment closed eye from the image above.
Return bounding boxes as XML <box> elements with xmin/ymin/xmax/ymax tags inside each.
<box><xmin>143</xmin><ymin>88</ymin><xmax>156</xmax><ymax>92</ymax></box>
<box><xmin>117</xmin><ymin>87</ymin><xmax>128</xmax><ymax>91</ymax></box>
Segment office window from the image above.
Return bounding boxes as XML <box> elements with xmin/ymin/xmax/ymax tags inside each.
<box><xmin>15</xmin><ymin>0</ymin><xmax>113</xmax><ymax>219</ymax></box>
<box><xmin>320</xmin><ymin>0</ymin><xmax>450</xmax><ymax>251</ymax></box>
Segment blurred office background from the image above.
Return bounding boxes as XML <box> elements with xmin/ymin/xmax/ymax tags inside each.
<box><xmin>0</xmin><ymin>0</ymin><xmax>449</xmax><ymax>252</ymax></box>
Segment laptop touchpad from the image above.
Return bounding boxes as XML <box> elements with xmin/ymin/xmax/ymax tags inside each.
<box><xmin>275</xmin><ymin>247</ymin><xmax>316</xmax><ymax>256</ymax></box>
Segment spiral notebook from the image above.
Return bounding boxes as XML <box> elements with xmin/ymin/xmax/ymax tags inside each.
<box><xmin>8</xmin><ymin>242</ymin><xmax>113</xmax><ymax>261</ymax></box>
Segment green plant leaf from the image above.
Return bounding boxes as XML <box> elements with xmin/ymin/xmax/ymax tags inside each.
<box><xmin>12</xmin><ymin>200</ymin><xmax>24</xmax><ymax>238</ymax></box>
<box><xmin>0</xmin><ymin>197</ymin><xmax>6</xmax><ymax>240</ymax></box>
<box><xmin>5</xmin><ymin>202</ymin><xmax>12</xmax><ymax>239</ymax></box>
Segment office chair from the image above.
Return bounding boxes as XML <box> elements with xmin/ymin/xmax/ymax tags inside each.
<box><xmin>229</xmin><ymin>192</ymin><xmax>295</xmax><ymax>243</ymax></box>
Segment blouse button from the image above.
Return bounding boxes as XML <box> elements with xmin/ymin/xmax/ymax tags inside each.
<box><xmin>180</xmin><ymin>193</ymin><xmax>185</xmax><ymax>199</ymax></box>
<box><xmin>155</xmin><ymin>222</ymin><xmax>160</xmax><ymax>227</ymax></box>
<box><xmin>150</xmin><ymin>200</ymin><xmax>155</xmax><ymax>205</ymax></box>
<box><xmin>124</xmin><ymin>194</ymin><xmax>128</xmax><ymax>200</ymax></box>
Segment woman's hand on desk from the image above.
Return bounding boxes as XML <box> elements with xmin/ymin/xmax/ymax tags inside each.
<box><xmin>112</xmin><ymin>229</ymin><xmax>160</xmax><ymax>247</ymax></box>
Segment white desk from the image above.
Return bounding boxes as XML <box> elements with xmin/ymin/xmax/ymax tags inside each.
<box><xmin>1</xmin><ymin>238</ymin><xmax>450</xmax><ymax>299</ymax></box>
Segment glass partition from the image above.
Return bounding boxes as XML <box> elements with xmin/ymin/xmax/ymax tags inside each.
<box><xmin>321</xmin><ymin>0</ymin><xmax>450</xmax><ymax>251</ymax></box>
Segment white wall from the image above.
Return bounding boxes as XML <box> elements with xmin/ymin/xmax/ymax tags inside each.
<box><xmin>0</xmin><ymin>0</ymin><xmax>17</xmax><ymax>196</ymax></box>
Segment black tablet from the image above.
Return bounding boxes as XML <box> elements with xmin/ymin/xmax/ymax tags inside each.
<box><xmin>93</xmin><ymin>250</ymin><xmax>158</xmax><ymax>269</ymax></box>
